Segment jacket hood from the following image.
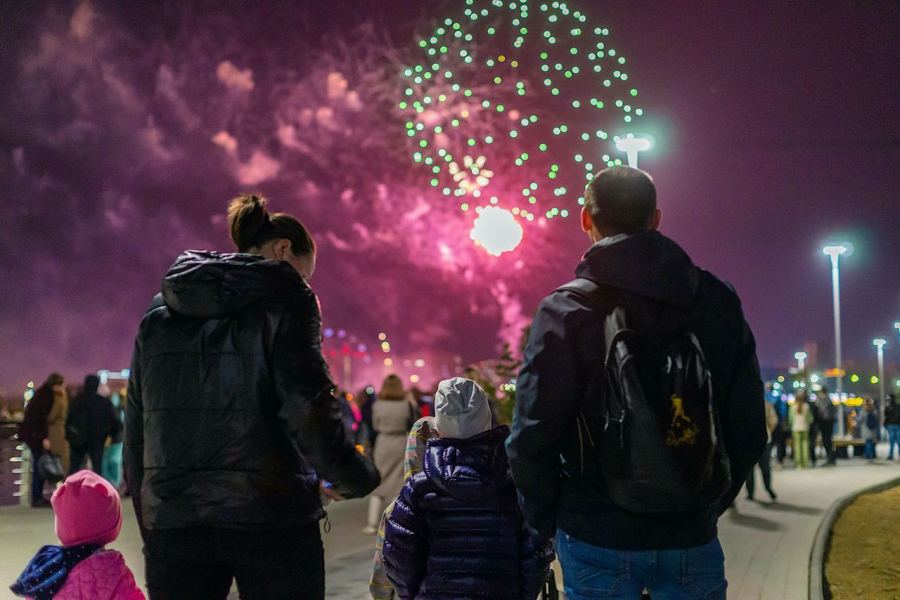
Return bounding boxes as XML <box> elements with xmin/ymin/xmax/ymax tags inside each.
<box><xmin>423</xmin><ymin>425</ymin><xmax>512</xmax><ymax>501</ymax></box>
<box><xmin>161</xmin><ymin>251</ymin><xmax>305</xmax><ymax>318</ymax></box>
<box><xmin>434</xmin><ymin>378</ymin><xmax>492</xmax><ymax>440</ymax></box>
<box><xmin>575</xmin><ymin>231</ymin><xmax>700</xmax><ymax>309</ymax></box>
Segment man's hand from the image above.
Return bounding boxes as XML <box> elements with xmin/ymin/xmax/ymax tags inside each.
<box><xmin>320</xmin><ymin>482</ymin><xmax>345</xmax><ymax>502</ymax></box>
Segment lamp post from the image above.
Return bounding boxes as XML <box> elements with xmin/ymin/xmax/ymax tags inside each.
<box><xmin>615</xmin><ymin>134</ymin><xmax>652</xmax><ymax>168</ymax></box>
<box><xmin>823</xmin><ymin>243</ymin><xmax>851</xmax><ymax>436</ymax></box>
<box><xmin>794</xmin><ymin>351</ymin><xmax>808</xmax><ymax>372</ymax></box>
<box><xmin>874</xmin><ymin>338</ymin><xmax>887</xmax><ymax>430</ymax></box>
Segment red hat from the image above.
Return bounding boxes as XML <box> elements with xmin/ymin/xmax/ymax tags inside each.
<box><xmin>51</xmin><ymin>470</ymin><xmax>123</xmax><ymax>547</ymax></box>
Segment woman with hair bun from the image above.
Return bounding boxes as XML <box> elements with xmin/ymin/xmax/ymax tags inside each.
<box><xmin>125</xmin><ymin>194</ymin><xmax>379</xmax><ymax>599</ymax></box>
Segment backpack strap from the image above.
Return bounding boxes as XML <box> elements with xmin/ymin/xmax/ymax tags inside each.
<box><xmin>556</xmin><ymin>278</ymin><xmax>619</xmax><ymax>432</ymax></box>
<box><xmin>556</xmin><ymin>278</ymin><xmax>602</xmax><ymax>304</ymax></box>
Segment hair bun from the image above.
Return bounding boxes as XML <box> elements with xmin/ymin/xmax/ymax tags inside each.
<box><xmin>227</xmin><ymin>194</ymin><xmax>271</xmax><ymax>252</ymax></box>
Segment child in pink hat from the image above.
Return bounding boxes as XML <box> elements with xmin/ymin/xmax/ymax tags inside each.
<box><xmin>11</xmin><ymin>470</ymin><xmax>144</xmax><ymax>599</ymax></box>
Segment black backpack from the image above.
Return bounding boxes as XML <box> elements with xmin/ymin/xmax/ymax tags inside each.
<box><xmin>563</xmin><ymin>279</ymin><xmax>731</xmax><ymax>514</ymax></box>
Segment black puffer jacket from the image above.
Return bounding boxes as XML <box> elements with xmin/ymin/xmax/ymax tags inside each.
<box><xmin>125</xmin><ymin>251</ymin><xmax>379</xmax><ymax>531</ymax></box>
<box><xmin>507</xmin><ymin>232</ymin><xmax>766</xmax><ymax>550</ymax></box>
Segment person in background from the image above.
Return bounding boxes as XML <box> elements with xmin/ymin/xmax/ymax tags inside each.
<box><xmin>790</xmin><ymin>391</ymin><xmax>812</xmax><ymax>468</ymax></box>
<box><xmin>807</xmin><ymin>392</ymin><xmax>820</xmax><ymax>467</ymax></box>
<box><xmin>746</xmin><ymin>399</ymin><xmax>778</xmax><ymax>501</ymax></box>
<box><xmin>365</xmin><ymin>374</ymin><xmax>417</xmax><ymax>535</ymax></box>
<box><xmin>860</xmin><ymin>398</ymin><xmax>880</xmax><ymax>461</ymax></box>
<box><xmin>884</xmin><ymin>394</ymin><xmax>900</xmax><ymax>461</ymax></box>
<box><xmin>370</xmin><ymin>416</ymin><xmax>439</xmax><ymax>600</ymax></box>
<box><xmin>815</xmin><ymin>386</ymin><xmax>837</xmax><ymax>466</ymax></box>
<box><xmin>359</xmin><ymin>385</ymin><xmax>378</xmax><ymax>450</ymax></box>
<box><xmin>351</xmin><ymin>392</ymin><xmax>372</xmax><ymax>452</ymax></box>
<box><xmin>102</xmin><ymin>389</ymin><xmax>126</xmax><ymax>488</ymax></box>
<box><xmin>18</xmin><ymin>373</ymin><xmax>65</xmax><ymax>507</ymax></box>
<box><xmin>11</xmin><ymin>470</ymin><xmax>144</xmax><ymax>599</ymax></box>
<box><xmin>383</xmin><ymin>378</ymin><xmax>553</xmax><ymax>599</ymax></box>
<box><xmin>847</xmin><ymin>408</ymin><xmax>859</xmax><ymax>439</ymax></box>
<box><xmin>47</xmin><ymin>378</ymin><xmax>71</xmax><ymax>475</ymax></box>
<box><xmin>67</xmin><ymin>375</ymin><xmax>121</xmax><ymax>475</ymax></box>
<box><xmin>773</xmin><ymin>394</ymin><xmax>790</xmax><ymax>468</ymax></box>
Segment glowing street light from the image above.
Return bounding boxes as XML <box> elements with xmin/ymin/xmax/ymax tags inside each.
<box><xmin>794</xmin><ymin>351</ymin><xmax>808</xmax><ymax>371</ymax></box>
<box><xmin>822</xmin><ymin>244</ymin><xmax>852</xmax><ymax>398</ymax></box>
<box><xmin>823</xmin><ymin>243</ymin><xmax>852</xmax><ymax>437</ymax></box>
<box><xmin>874</xmin><ymin>338</ymin><xmax>887</xmax><ymax>427</ymax></box>
<box><xmin>615</xmin><ymin>133</ymin><xmax>652</xmax><ymax>168</ymax></box>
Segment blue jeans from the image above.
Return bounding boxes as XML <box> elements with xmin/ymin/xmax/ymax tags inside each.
<box><xmin>864</xmin><ymin>439</ymin><xmax>876</xmax><ymax>459</ymax></box>
<box><xmin>557</xmin><ymin>530</ymin><xmax>726</xmax><ymax>599</ymax></box>
<box><xmin>887</xmin><ymin>425</ymin><xmax>900</xmax><ymax>459</ymax></box>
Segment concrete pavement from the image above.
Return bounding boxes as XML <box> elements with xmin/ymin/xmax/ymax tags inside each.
<box><xmin>1</xmin><ymin>456</ymin><xmax>897</xmax><ymax>599</ymax></box>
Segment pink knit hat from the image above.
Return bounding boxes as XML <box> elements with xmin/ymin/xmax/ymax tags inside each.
<box><xmin>51</xmin><ymin>470</ymin><xmax>123</xmax><ymax>547</ymax></box>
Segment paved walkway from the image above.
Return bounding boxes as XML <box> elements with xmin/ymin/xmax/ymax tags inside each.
<box><xmin>720</xmin><ymin>458</ymin><xmax>898</xmax><ymax>599</ymax></box>
<box><xmin>1</xmin><ymin>455</ymin><xmax>897</xmax><ymax>599</ymax></box>
<box><xmin>324</xmin><ymin>457</ymin><xmax>900</xmax><ymax>599</ymax></box>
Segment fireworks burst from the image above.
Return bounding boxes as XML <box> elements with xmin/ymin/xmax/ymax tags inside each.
<box><xmin>401</xmin><ymin>0</ymin><xmax>646</xmax><ymax>241</ymax></box>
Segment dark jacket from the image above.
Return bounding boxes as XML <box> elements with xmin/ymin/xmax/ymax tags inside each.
<box><xmin>125</xmin><ymin>251</ymin><xmax>379</xmax><ymax>532</ymax></box>
<box><xmin>66</xmin><ymin>386</ymin><xmax>121</xmax><ymax>449</ymax></box>
<box><xmin>885</xmin><ymin>398</ymin><xmax>900</xmax><ymax>426</ymax></box>
<box><xmin>18</xmin><ymin>385</ymin><xmax>54</xmax><ymax>449</ymax></box>
<box><xmin>383</xmin><ymin>426</ymin><xmax>553</xmax><ymax>600</ymax></box>
<box><xmin>507</xmin><ymin>231</ymin><xmax>766</xmax><ymax>550</ymax></box>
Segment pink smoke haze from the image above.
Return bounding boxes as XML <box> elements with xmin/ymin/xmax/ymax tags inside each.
<box><xmin>0</xmin><ymin>1</ymin><xmax>897</xmax><ymax>396</ymax></box>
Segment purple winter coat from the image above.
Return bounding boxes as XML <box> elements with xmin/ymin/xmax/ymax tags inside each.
<box><xmin>383</xmin><ymin>426</ymin><xmax>553</xmax><ymax>600</ymax></box>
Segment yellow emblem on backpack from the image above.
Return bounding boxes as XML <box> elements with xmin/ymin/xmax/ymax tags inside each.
<box><xmin>666</xmin><ymin>394</ymin><xmax>699</xmax><ymax>447</ymax></box>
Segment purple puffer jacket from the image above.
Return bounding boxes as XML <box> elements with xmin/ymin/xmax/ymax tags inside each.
<box><xmin>383</xmin><ymin>426</ymin><xmax>553</xmax><ymax>600</ymax></box>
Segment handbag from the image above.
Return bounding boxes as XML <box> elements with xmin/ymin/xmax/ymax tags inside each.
<box><xmin>37</xmin><ymin>451</ymin><xmax>66</xmax><ymax>483</ymax></box>
<box><xmin>541</xmin><ymin>570</ymin><xmax>559</xmax><ymax>600</ymax></box>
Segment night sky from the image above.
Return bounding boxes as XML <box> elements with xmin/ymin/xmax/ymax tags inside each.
<box><xmin>1</xmin><ymin>1</ymin><xmax>898</xmax><ymax>394</ymax></box>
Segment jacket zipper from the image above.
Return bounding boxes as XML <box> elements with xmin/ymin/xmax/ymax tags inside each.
<box><xmin>576</xmin><ymin>417</ymin><xmax>585</xmax><ymax>476</ymax></box>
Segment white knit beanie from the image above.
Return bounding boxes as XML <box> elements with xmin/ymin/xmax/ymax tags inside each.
<box><xmin>434</xmin><ymin>377</ymin><xmax>492</xmax><ymax>439</ymax></box>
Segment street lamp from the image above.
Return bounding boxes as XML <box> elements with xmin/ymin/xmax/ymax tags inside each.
<box><xmin>615</xmin><ymin>134</ymin><xmax>652</xmax><ymax>168</ymax></box>
<box><xmin>822</xmin><ymin>244</ymin><xmax>852</xmax><ymax>398</ymax></box>
<box><xmin>874</xmin><ymin>338</ymin><xmax>887</xmax><ymax>428</ymax></box>
<box><xmin>823</xmin><ymin>243</ymin><xmax>852</xmax><ymax>437</ymax></box>
<box><xmin>794</xmin><ymin>351</ymin><xmax>808</xmax><ymax>371</ymax></box>
<box><xmin>894</xmin><ymin>322</ymin><xmax>900</xmax><ymax>344</ymax></box>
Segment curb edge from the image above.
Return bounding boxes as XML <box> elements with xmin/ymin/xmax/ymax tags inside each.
<box><xmin>808</xmin><ymin>474</ymin><xmax>900</xmax><ymax>600</ymax></box>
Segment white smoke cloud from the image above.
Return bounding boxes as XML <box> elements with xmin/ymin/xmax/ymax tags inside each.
<box><xmin>212</xmin><ymin>130</ymin><xmax>238</xmax><ymax>154</ymax></box>
<box><xmin>69</xmin><ymin>2</ymin><xmax>95</xmax><ymax>40</ymax></box>
<box><xmin>155</xmin><ymin>64</ymin><xmax>200</xmax><ymax>129</ymax></box>
<box><xmin>236</xmin><ymin>151</ymin><xmax>282</xmax><ymax>185</ymax></box>
<box><xmin>216</xmin><ymin>60</ymin><xmax>255</xmax><ymax>92</ymax></box>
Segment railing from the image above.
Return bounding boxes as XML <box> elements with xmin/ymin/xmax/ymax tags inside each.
<box><xmin>0</xmin><ymin>421</ymin><xmax>29</xmax><ymax>506</ymax></box>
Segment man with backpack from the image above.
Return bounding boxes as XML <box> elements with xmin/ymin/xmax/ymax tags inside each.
<box><xmin>66</xmin><ymin>374</ymin><xmax>122</xmax><ymax>476</ymax></box>
<box><xmin>507</xmin><ymin>166</ymin><xmax>767</xmax><ymax>599</ymax></box>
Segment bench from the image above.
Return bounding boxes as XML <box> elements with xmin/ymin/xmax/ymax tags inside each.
<box><xmin>833</xmin><ymin>438</ymin><xmax>867</xmax><ymax>459</ymax></box>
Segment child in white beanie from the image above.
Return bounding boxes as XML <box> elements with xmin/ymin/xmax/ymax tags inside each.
<box><xmin>382</xmin><ymin>378</ymin><xmax>552</xmax><ymax>599</ymax></box>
